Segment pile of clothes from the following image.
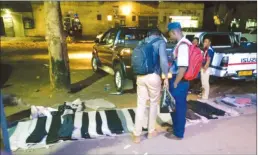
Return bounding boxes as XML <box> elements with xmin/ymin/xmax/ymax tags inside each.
<box><xmin>9</xmin><ymin>98</ymin><xmax>240</xmax><ymax>151</ymax></box>
<box><xmin>216</xmin><ymin>94</ymin><xmax>256</xmax><ymax>108</ymax></box>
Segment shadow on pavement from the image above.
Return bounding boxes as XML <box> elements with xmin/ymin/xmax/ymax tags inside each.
<box><xmin>49</xmin><ymin>137</ymin><xmax>119</xmax><ymax>155</ymax></box>
<box><xmin>0</xmin><ymin>63</ymin><xmax>13</xmax><ymax>88</ymax></box>
<box><xmin>69</xmin><ymin>71</ymin><xmax>107</xmax><ymax>93</ymax></box>
<box><xmin>6</xmin><ymin>109</ymin><xmax>31</xmax><ymax>127</ymax></box>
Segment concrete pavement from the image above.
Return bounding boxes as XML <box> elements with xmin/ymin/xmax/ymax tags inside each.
<box><xmin>14</xmin><ymin>113</ymin><xmax>256</xmax><ymax>155</ymax></box>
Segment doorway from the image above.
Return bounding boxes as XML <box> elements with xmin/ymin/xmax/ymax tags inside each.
<box><xmin>3</xmin><ymin>16</ymin><xmax>14</xmax><ymax>37</ymax></box>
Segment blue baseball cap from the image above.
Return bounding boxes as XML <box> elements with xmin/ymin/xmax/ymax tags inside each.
<box><xmin>167</xmin><ymin>22</ymin><xmax>181</xmax><ymax>31</ymax></box>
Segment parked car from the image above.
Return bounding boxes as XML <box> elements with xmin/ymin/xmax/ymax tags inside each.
<box><xmin>185</xmin><ymin>32</ymin><xmax>257</xmax><ymax>81</ymax></box>
<box><xmin>91</xmin><ymin>27</ymin><xmax>169</xmax><ymax>92</ymax></box>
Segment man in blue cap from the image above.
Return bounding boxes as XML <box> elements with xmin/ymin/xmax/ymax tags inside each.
<box><xmin>166</xmin><ymin>22</ymin><xmax>191</xmax><ymax>140</ymax></box>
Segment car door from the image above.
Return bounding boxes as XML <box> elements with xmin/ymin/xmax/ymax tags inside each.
<box><xmin>96</xmin><ymin>30</ymin><xmax>111</xmax><ymax>65</ymax></box>
<box><xmin>101</xmin><ymin>28</ymin><xmax>119</xmax><ymax>66</ymax></box>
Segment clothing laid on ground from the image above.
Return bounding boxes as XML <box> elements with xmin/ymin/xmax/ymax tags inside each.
<box><xmin>9</xmin><ymin>105</ymin><xmax>231</xmax><ymax>151</ymax></box>
<box><xmin>105</xmin><ymin>110</ymin><xmax>124</xmax><ymax>134</ymax></box>
<box><xmin>187</xmin><ymin>100</ymin><xmax>226</xmax><ymax>119</ymax></box>
<box><xmin>46</xmin><ymin>112</ymin><xmax>62</xmax><ymax>144</ymax></box>
<box><xmin>58</xmin><ymin>114</ymin><xmax>75</xmax><ymax>140</ymax></box>
<box><xmin>186</xmin><ymin>109</ymin><xmax>201</xmax><ymax>120</ymax></box>
<box><xmin>81</xmin><ymin>112</ymin><xmax>90</xmax><ymax>138</ymax></box>
<box><xmin>221</xmin><ymin>97</ymin><xmax>252</xmax><ymax>107</ymax></box>
<box><xmin>26</xmin><ymin>117</ymin><xmax>47</xmax><ymax>143</ymax></box>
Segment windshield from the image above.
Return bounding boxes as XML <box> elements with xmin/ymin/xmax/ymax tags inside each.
<box><xmin>119</xmin><ymin>28</ymin><xmax>168</xmax><ymax>43</ymax></box>
<box><xmin>202</xmin><ymin>34</ymin><xmax>232</xmax><ymax>47</ymax></box>
<box><xmin>119</xmin><ymin>29</ymin><xmax>149</xmax><ymax>41</ymax></box>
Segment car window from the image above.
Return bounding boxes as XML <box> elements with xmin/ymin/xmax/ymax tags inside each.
<box><xmin>100</xmin><ymin>29</ymin><xmax>117</xmax><ymax>45</ymax></box>
<box><xmin>101</xmin><ymin>31</ymin><xmax>111</xmax><ymax>44</ymax></box>
<box><xmin>119</xmin><ymin>29</ymin><xmax>149</xmax><ymax>41</ymax></box>
<box><xmin>107</xmin><ymin>29</ymin><xmax>117</xmax><ymax>45</ymax></box>
<box><xmin>185</xmin><ymin>35</ymin><xmax>195</xmax><ymax>42</ymax></box>
<box><xmin>202</xmin><ymin>34</ymin><xmax>231</xmax><ymax>46</ymax></box>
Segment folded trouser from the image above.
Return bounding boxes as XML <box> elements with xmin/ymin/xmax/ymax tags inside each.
<box><xmin>134</xmin><ymin>73</ymin><xmax>161</xmax><ymax>136</ymax></box>
<box><xmin>169</xmin><ymin>76</ymin><xmax>189</xmax><ymax>138</ymax></box>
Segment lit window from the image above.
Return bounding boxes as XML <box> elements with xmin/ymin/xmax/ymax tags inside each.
<box><xmin>107</xmin><ymin>15</ymin><xmax>112</xmax><ymax>21</ymax></box>
<box><xmin>170</xmin><ymin>16</ymin><xmax>198</xmax><ymax>28</ymax></box>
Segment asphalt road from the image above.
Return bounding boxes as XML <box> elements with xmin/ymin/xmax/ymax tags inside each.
<box><xmin>1</xmin><ymin>41</ymin><xmax>257</xmax><ymax>116</ymax></box>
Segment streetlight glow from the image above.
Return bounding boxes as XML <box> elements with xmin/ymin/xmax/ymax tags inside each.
<box><xmin>121</xmin><ymin>5</ymin><xmax>131</xmax><ymax>15</ymax></box>
<box><xmin>1</xmin><ymin>8</ymin><xmax>12</xmax><ymax>18</ymax></box>
<box><xmin>107</xmin><ymin>15</ymin><xmax>112</xmax><ymax>21</ymax></box>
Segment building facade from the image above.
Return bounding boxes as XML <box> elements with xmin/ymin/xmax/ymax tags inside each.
<box><xmin>0</xmin><ymin>2</ymin><xmax>34</xmax><ymax>37</ymax></box>
<box><xmin>1</xmin><ymin>2</ymin><xmax>205</xmax><ymax>38</ymax></box>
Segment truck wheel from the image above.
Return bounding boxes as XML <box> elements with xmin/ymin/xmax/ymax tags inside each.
<box><xmin>91</xmin><ymin>56</ymin><xmax>100</xmax><ymax>72</ymax></box>
<box><xmin>114</xmin><ymin>65</ymin><xmax>125</xmax><ymax>92</ymax></box>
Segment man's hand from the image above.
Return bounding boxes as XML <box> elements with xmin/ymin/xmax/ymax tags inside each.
<box><xmin>203</xmin><ymin>67</ymin><xmax>207</xmax><ymax>73</ymax></box>
<box><xmin>163</xmin><ymin>78</ymin><xmax>169</xmax><ymax>89</ymax></box>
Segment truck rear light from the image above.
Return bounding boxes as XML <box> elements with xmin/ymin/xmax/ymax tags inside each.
<box><xmin>220</xmin><ymin>56</ymin><xmax>229</xmax><ymax>67</ymax></box>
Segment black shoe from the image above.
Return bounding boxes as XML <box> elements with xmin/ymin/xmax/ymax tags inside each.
<box><xmin>165</xmin><ymin>133</ymin><xmax>183</xmax><ymax>140</ymax></box>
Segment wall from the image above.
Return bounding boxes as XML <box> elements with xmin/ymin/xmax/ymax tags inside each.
<box><xmin>12</xmin><ymin>13</ymin><xmax>25</xmax><ymax>37</ymax></box>
<box><xmin>28</xmin><ymin>2</ymin><xmax>45</xmax><ymax>36</ymax></box>
<box><xmin>29</xmin><ymin>2</ymin><xmax>204</xmax><ymax>37</ymax></box>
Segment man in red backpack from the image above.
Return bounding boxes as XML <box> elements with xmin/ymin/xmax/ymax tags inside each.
<box><xmin>165</xmin><ymin>22</ymin><xmax>191</xmax><ymax>140</ymax></box>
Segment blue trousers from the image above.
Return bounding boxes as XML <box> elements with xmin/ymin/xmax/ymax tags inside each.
<box><xmin>169</xmin><ymin>76</ymin><xmax>189</xmax><ymax>138</ymax></box>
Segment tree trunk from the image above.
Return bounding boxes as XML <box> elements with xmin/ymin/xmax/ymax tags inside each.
<box><xmin>44</xmin><ymin>1</ymin><xmax>70</xmax><ymax>89</ymax></box>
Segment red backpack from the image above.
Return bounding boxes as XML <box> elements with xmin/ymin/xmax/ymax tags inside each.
<box><xmin>174</xmin><ymin>41</ymin><xmax>203</xmax><ymax>81</ymax></box>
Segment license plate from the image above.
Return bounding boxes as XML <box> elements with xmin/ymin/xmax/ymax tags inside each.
<box><xmin>238</xmin><ymin>71</ymin><xmax>253</xmax><ymax>76</ymax></box>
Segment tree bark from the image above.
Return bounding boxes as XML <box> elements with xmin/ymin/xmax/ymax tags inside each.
<box><xmin>44</xmin><ymin>1</ymin><xmax>70</xmax><ymax>89</ymax></box>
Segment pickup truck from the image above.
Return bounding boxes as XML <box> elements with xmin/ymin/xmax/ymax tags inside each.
<box><xmin>241</xmin><ymin>27</ymin><xmax>257</xmax><ymax>43</ymax></box>
<box><xmin>91</xmin><ymin>27</ymin><xmax>169</xmax><ymax>92</ymax></box>
<box><xmin>185</xmin><ymin>32</ymin><xmax>257</xmax><ymax>80</ymax></box>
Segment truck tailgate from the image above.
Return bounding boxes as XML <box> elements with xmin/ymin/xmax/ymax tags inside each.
<box><xmin>227</xmin><ymin>53</ymin><xmax>256</xmax><ymax>76</ymax></box>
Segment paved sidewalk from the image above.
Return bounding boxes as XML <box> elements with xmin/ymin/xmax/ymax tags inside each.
<box><xmin>14</xmin><ymin>114</ymin><xmax>256</xmax><ymax>155</ymax></box>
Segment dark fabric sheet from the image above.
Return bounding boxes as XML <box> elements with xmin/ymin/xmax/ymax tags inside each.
<box><xmin>96</xmin><ymin>112</ymin><xmax>103</xmax><ymax>135</ymax></box>
<box><xmin>186</xmin><ymin>109</ymin><xmax>201</xmax><ymax>120</ymax></box>
<box><xmin>26</xmin><ymin>117</ymin><xmax>47</xmax><ymax>143</ymax></box>
<box><xmin>188</xmin><ymin>100</ymin><xmax>225</xmax><ymax>119</ymax></box>
<box><xmin>58</xmin><ymin>114</ymin><xmax>75</xmax><ymax>140</ymax></box>
<box><xmin>105</xmin><ymin>110</ymin><xmax>124</xmax><ymax>134</ymax></box>
<box><xmin>46</xmin><ymin>112</ymin><xmax>62</xmax><ymax>144</ymax></box>
<box><xmin>81</xmin><ymin>112</ymin><xmax>90</xmax><ymax>138</ymax></box>
<box><xmin>128</xmin><ymin>109</ymin><xmax>135</xmax><ymax>124</ymax></box>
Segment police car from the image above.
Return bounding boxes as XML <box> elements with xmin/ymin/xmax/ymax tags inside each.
<box><xmin>185</xmin><ymin>32</ymin><xmax>257</xmax><ymax>80</ymax></box>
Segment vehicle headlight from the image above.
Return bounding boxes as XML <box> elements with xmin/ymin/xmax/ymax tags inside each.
<box><xmin>121</xmin><ymin>48</ymin><xmax>131</xmax><ymax>56</ymax></box>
